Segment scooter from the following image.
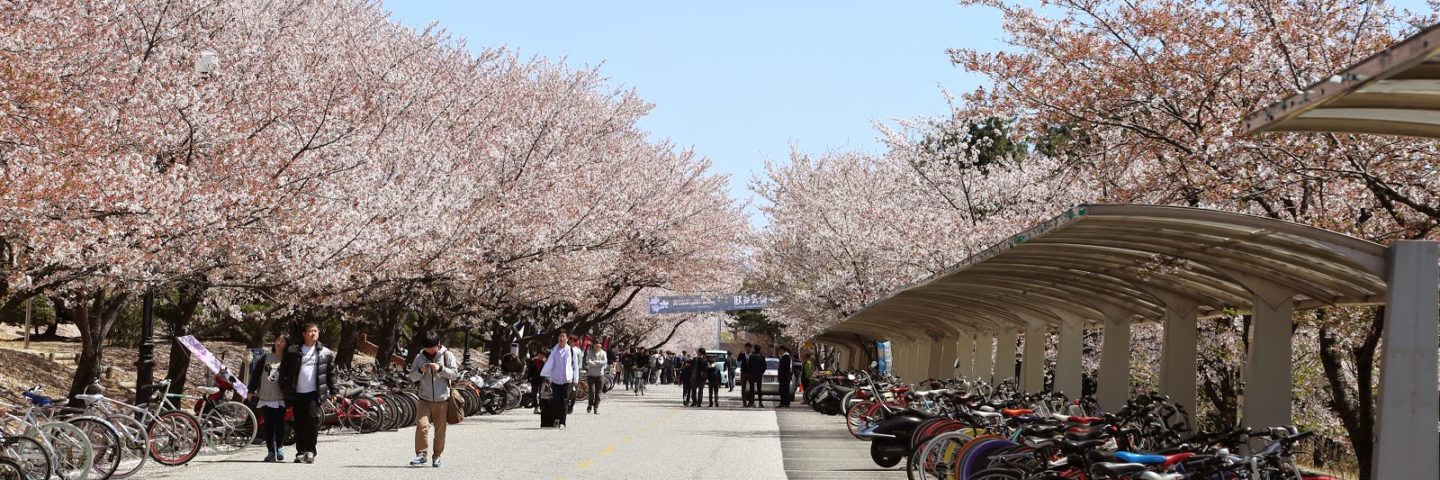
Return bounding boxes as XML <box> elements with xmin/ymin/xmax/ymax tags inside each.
<box><xmin>858</xmin><ymin>408</ymin><xmax>932</xmax><ymax>468</ymax></box>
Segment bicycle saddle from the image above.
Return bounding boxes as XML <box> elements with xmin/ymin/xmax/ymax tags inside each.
<box><xmin>1059</xmin><ymin>437</ymin><xmax>1107</xmax><ymax>452</ymax></box>
<box><xmin>1114</xmin><ymin>451</ymin><xmax>1168</xmax><ymax>465</ymax></box>
<box><xmin>1091</xmin><ymin>462</ymin><xmax>1150</xmax><ymax>477</ymax></box>
<box><xmin>1001</xmin><ymin>408</ymin><xmax>1033</xmax><ymax>417</ymax></box>
<box><xmin>22</xmin><ymin>392</ymin><xmax>54</xmax><ymax>406</ymax></box>
<box><xmin>1064</xmin><ymin>428</ymin><xmax>1108</xmax><ymax>441</ymax></box>
<box><xmin>341</xmin><ymin>387</ymin><xmax>365</xmax><ymax>398</ymax></box>
<box><xmin>195</xmin><ymin>386</ymin><xmax>220</xmax><ymax>395</ymax></box>
<box><xmin>74</xmin><ymin>394</ymin><xmax>104</xmax><ymax>404</ymax></box>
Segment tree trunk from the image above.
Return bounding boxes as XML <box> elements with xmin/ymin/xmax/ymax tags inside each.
<box><xmin>335</xmin><ymin>319</ymin><xmax>359</xmax><ymax>369</ymax></box>
<box><xmin>374</xmin><ymin>308</ymin><xmax>402</xmax><ymax>369</ymax></box>
<box><xmin>1318</xmin><ymin>307</ymin><xmax>1382</xmax><ymax>480</ymax></box>
<box><xmin>161</xmin><ymin>282</ymin><xmax>206</xmax><ymax>396</ymax></box>
<box><xmin>55</xmin><ymin>287</ymin><xmax>130</xmax><ymax>401</ymax></box>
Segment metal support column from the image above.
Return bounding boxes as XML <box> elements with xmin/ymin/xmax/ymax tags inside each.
<box><xmin>1372</xmin><ymin>241</ymin><xmax>1439</xmax><ymax>480</ymax></box>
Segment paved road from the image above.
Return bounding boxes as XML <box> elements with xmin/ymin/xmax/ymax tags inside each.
<box><xmin>134</xmin><ymin>383</ymin><xmax>900</xmax><ymax>479</ymax></box>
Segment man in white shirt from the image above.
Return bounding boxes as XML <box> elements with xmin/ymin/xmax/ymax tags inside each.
<box><xmin>539</xmin><ymin>330</ymin><xmax>581</xmax><ymax>429</ymax></box>
<box><xmin>279</xmin><ymin>322</ymin><xmax>336</xmax><ymax>464</ymax></box>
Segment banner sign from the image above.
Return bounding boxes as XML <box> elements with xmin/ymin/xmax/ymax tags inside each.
<box><xmin>647</xmin><ymin>294</ymin><xmax>776</xmax><ymax>314</ymax></box>
<box><xmin>178</xmin><ymin>335</ymin><xmax>248</xmax><ymax>397</ymax></box>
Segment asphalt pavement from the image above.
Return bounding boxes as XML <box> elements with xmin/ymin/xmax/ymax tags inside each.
<box><xmin>134</xmin><ymin>383</ymin><xmax>899</xmax><ymax>480</ymax></box>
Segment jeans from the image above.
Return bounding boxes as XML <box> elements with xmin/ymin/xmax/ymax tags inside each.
<box><xmin>291</xmin><ymin>392</ymin><xmax>320</xmax><ymax>455</ymax></box>
<box><xmin>586</xmin><ymin>375</ymin><xmax>603</xmax><ymax>409</ymax></box>
<box><xmin>259</xmin><ymin>406</ymin><xmax>286</xmax><ymax>453</ymax></box>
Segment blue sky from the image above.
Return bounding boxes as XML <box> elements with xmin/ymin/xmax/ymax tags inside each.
<box><xmin>382</xmin><ymin>2</ymin><xmax>1005</xmax><ymax>224</ymax></box>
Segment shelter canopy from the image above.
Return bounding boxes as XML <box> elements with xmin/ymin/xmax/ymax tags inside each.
<box><xmin>827</xmin><ymin>204</ymin><xmax>1387</xmax><ymax>339</ymax></box>
<box><xmin>1245</xmin><ymin>23</ymin><xmax>1440</xmax><ymax>137</ymax></box>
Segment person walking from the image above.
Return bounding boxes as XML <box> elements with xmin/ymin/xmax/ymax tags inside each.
<box><xmin>800</xmin><ymin>352</ymin><xmax>815</xmax><ymax>405</ymax></box>
<box><xmin>584</xmin><ymin>342</ymin><xmax>607</xmax><ymax>414</ymax></box>
<box><xmin>407</xmin><ymin>332</ymin><xmax>457</xmax><ymax>468</ymax></box>
<box><xmin>745</xmin><ymin>344</ymin><xmax>767</xmax><ymax>408</ymax></box>
<box><xmin>680</xmin><ymin>352</ymin><xmax>694</xmax><ymax>405</ymax></box>
<box><xmin>527</xmin><ymin>352</ymin><xmax>547</xmax><ymax>414</ymax></box>
<box><xmin>247</xmin><ymin>333</ymin><xmax>288</xmax><ymax>463</ymax></box>
<box><xmin>649</xmin><ymin>350</ymin><xmax>663</xmax><ymax>385</ymax></box>
<box><xmin>737</xmin><ymin>343</ymin><xmax>752</xmax><ymax>406</ymax></box>
<box><xmin>539</xmin><ymin>331</ymin><xmax>582</xmax><ymax>429</ymax></box>
<box><xmin>777</xmin><ymin>346</ymin><xmax>794</xmax><ymax>408</ymax></box>
<box><xmin>724</xmin><ymin>353</ymin><xmax>737</xmax><ymax>392</ymax></box>
<box><xmin>690</xmin><ymin>348</ymin><xmax>708</xmax><ymax>407</ymax></box>
<box><xmin>706</xmin><ymin>356</ymin><xmax>721</xmax><ymax>407</ymax></box>
<box><xmin>279</xmin><ymin>322</ymin><xmax>337</xmax><ymax>464</ymax></box>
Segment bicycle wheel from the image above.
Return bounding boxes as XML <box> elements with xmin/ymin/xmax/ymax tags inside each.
<box><xmin>31</xmin><ymin>421</ymin><xmax>93</xmax><ymax>480</ymax></box>
<box><xmin>909</xmin><ymin>431</ymin><xmax>973</xmax><ymax>480</ymax></box>
<box><xmin>65</xmin><ymin>417</ymin><xmax>121</xmax><ymax>480</ymax></box>
<box><xmin>1</xmin><ymin>435</ymin><xmax>52</xmax><ymax>480</ymax></box>
<box><xmin>356</xmin><ymin>401</ymin><xmax>385</xmax><ymax>434</ymax></box>
<box><xmin>100</xmin><ymin>415</ymin><xmax>146</xmax><ymax>479</ymax></box>
<box><xmin>203</xmin><ymin>402</ymin><xmax>256</xmax><ymax>454</ymax></box>
<box><xmin>482</xmin><ymin>391</ymin><xmax>504</xmax><ymax>415</ymax></box>
<box><xmin>147</xmin><ymin>410</ymin><xmax>202</xmax><ymax>466</ymax></box>
<box><xmin>846</xmin><ymin>401</ymin><xmax>874</xmax><ymax>439</ymax></box>
<box><xmin>0</xmin><ymin>457</ymin><xmax>27</xmax><ymax>480</ymax></box>
<box><xmin>504</xmin><ymin>384</ymin><xmax>522</xmax><ymax>411</ymax></box>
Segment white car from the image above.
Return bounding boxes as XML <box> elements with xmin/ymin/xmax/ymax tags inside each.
<box><xmin>757</xmin><ymin>357</ymin><xmax>799</xmax><ymax>399</ymax></box>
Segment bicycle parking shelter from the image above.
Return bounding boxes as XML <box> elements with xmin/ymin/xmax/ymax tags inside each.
<box><xmin>818</xmin><ymin>22</ymin><xmax>1440</xmax><ymax>480</ymax></box>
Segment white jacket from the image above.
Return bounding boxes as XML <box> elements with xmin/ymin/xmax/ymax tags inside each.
<box><xmin>584</xmin><ymin>349</ymin><xmax>608</xmax><ymax>377</ymax></box>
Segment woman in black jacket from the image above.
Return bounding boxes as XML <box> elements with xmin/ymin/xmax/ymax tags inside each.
<box><xmin>247</xmin><ymin>333</ymin><xmax>289</xmax><ymax>462</ymax></box>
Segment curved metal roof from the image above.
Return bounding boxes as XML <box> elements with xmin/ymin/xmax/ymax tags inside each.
<box><xmin>1244</xmin><ymin>23</ymin><xmax>1440</xmax><ymax>138</ymax></box>
<box><xmin>825</xmin><ymin>204</ymin><xmax>1388</xmax><ymax>339</ymax></box>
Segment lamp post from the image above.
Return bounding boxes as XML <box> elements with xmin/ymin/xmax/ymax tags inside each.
<box><xmin>134</xmin><ymin>289</ymin><xmax>155</xmax><ymax>404</ymax></box>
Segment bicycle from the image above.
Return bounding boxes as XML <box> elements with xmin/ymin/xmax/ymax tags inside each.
<box><xmin>21</xmin><ymin>388</ymin><xmax>122</xmax><ymax>480</ymax></box>
<box><xmin>191</xmin><ymin>371</ymin><xmax>257</xmax><ymax>454</ymax></box>
<box><xmin>75</xmin><ymin>380</ymin><xmax>203</xmax><ymax>467</ymax></box>
<box><xmin>0</xmin><ymin>426</ymin><xmax>52</xmax><ymax>480</ymax></box>
<box><xmin>0</xmin><ymin>392</ymin><xmax>92</xmax><ymax>480</ymax></box>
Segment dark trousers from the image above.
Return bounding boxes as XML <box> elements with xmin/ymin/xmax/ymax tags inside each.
<box><xmin>745</xmin><ymin>378</ymin><xmax>763</xmax><ymax>406</ymax></box>
<box><xmin>542</xmin><ymin>382</ymin><xmax>572</xmax><ymax>427</ymax></box>
<box><xmin>586</xmin><ymin>376</ymin><xmax>603</xmax><ymax>409</ymax></box>
<box><xmin>689</xmin><ymin>380</ymin><xmax>704</xmax><ymax>406</ymax></box>
<box><xmin>530</xmin><ymin>379</ymin><xmax>544</xmax><ymax>412</ymax></box>
<box><xmin>780</xmin><ymin>380</ymin><xmax>792</xmax><ymax>406</ymax></box>
<box><xmin>801</xmin><ymin>377</ymin><xmax>812</xmax><ymax>403</ymax></box>
<box><xmin>707</xmin><ymin>383</ymin><xmax>719</xmax><ymax>406</ymax></box>
<box><xmin>291</xmin><ymin>392</ymin><xmax>320</xmax><ymax>454</ymax></box>
<box><xmin>259</xmin><ymin>406</ymin><xmax>287</xmax><ymax>453</ymax></box>
<box><xmin>682</xmin><ymin>377</ymin><xmax>692</xmax><ymax>403</ymax></box>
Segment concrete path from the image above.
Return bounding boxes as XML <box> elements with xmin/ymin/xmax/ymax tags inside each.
<box><xmin>134</xmin><ymin>383</ymin><xmax>897</xmax><ymax>479</ymax></box>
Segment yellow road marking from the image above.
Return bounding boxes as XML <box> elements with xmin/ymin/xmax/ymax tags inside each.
<box><xmin>599</xmin><ymin>445</ymin><xmax>617</xmax><ymax>456</ymax></box>
<box><xmin>576</xmin><ymin>459</ymin><xmax>596</xmax><ymax>470</ymax></box>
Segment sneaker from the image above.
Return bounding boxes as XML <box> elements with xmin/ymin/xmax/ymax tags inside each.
<box><xmin>410</xmin><ymin>455</ymin><xmax>428</xmax><ymax>466</ymax></box>
<box><xmin>276</xmin><ymin>448</ymin><xmax>284</xmax><ymax>462</ymax></box>
<box><xmin>304</xmin><ymin>452</ymin><xmax>315</xmax><ymax>464</ymax></box>
<box><xmin>432</xmin><ymin>458</ymin><xmax>442</xmax><ymax>468</ymax></box>
<box><xmin>294</xmin><ymin>453</ymin><xmax>305</xmax><ymax>464</ymax></box>
<box><xmin>558</xmin><ymin>424</ymin><xmax>566</xmax><ymax>430</ymax></box>
<box><xmin>263</xmin><ymin>452</ymin><xmax>276</xmax><ymax>463</ymax></box>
